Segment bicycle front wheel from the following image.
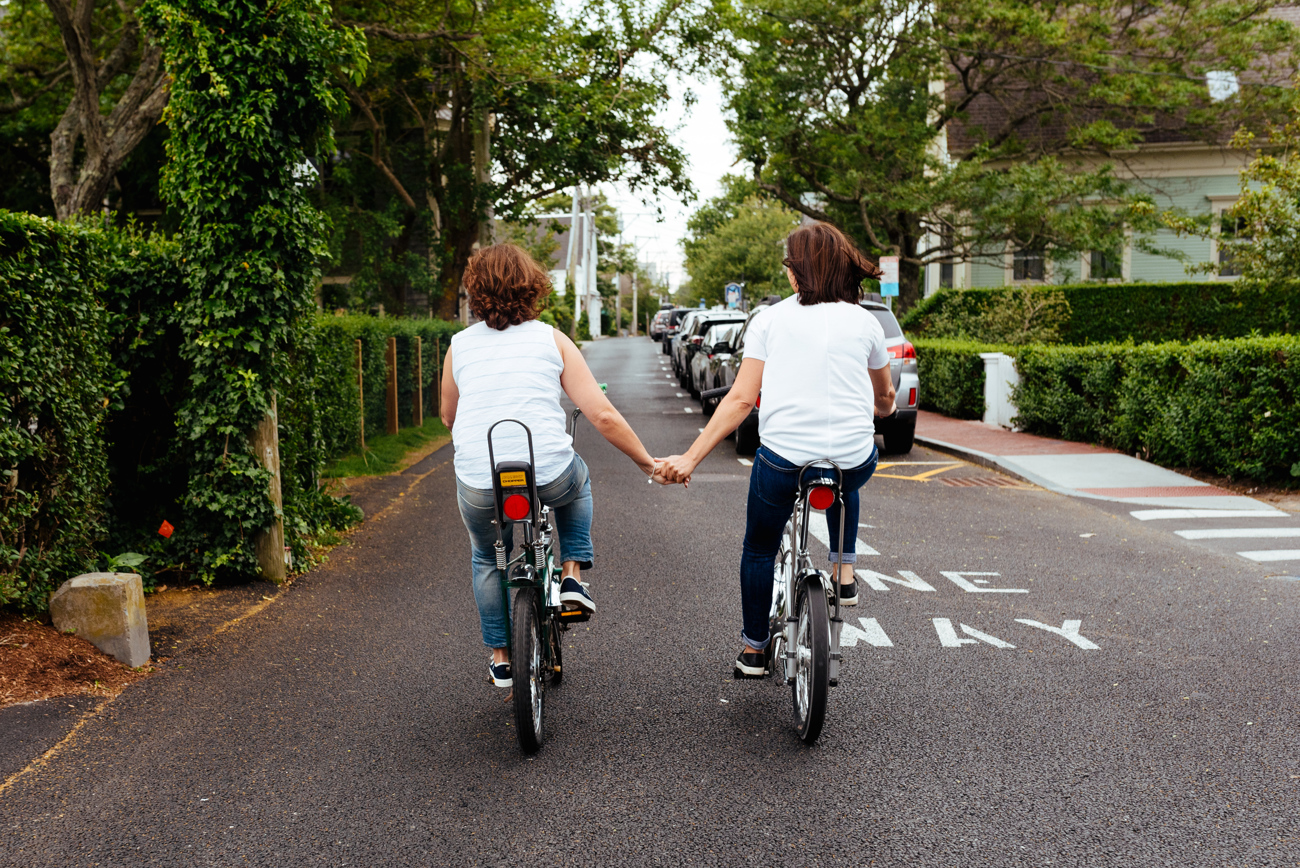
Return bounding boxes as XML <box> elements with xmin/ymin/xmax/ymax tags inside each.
<box><xmin>512</xmin><ymin>587</ymin><xmax>545</xmax><ymax>753</ymax></box>
<box><xmin>791</xmin><ymin>577</ymin><xmax>829</xmax><ymax>744</ymax></box>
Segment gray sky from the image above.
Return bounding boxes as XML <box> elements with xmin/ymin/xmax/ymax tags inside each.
<box><xmin>601</xmin><ymin>70</ymin><xmax>733</xmax><ymax>295</ymax></box>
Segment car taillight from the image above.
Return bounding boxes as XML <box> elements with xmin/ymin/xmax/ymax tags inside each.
<box><xmin>691</xmin><ymin>336</ymin><xmax>704</xmax><ymax>345</ymax></box>
<box><xmin>808</xmin><ymin>486</ymin><xmax>835</xmax><ymax>510</ymax></box>
<box><xmin>503</xmin><ymin>494</ymin><xmax>531</xmax><ymax>521</ymax></box>
<box><xmin>755</xmin><ymin>394</ymin><xmax>761</xmax><ymax>409</ymax></box>
<box><xmin>887</xmin><ymin>341</ymin><xmax>917</xmax><ymax>360</ymax></box>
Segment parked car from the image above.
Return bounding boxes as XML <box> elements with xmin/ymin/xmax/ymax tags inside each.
<box><xmin>689</xmin><ymin>322</ymin><xmax>741</xmax><ymax>401</ymax></box>
<box><xmin>660</xmin><ymin>308</ymin><xmax>694</xmax><ymax>355</ymax></box>
<box><xmin>649</xmin><ymin>309</ymin><xmax>671</xmax><ymax>341</ymax></box>
<box><xmin>674</xmin><ymin>311</ymin><xmax>746</xmax><ymax>389</ymax></box>
<box><xmin>707</xmin><ymin>294</ymin><xmax>919</xmax><ymax>455</ymax></box>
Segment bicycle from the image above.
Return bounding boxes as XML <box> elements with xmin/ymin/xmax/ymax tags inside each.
<box><xmin>486</xmin><ymin>402</ymin><xmax>596</xmax><ymax>754</ymax></box>
<box><xmin>765</xmin><ymin>460</ymin><xmax>849</xmax><ymax>744</ymax></box>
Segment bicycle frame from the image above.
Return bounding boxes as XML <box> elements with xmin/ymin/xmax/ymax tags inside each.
<box><xmin>773</xmin><ymin>460</ymin><xmax>849</xmax><ymax>687</ymax></box>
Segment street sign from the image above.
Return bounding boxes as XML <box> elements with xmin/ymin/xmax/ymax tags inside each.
<box><xmin>880</xmin><ymin>256</ymin><xmax>900</xmax><ymax>297</ymax></box>
<box><xmin>725</xmin><ymin>283</ymin><xmax>742</xmax><ymax>309</ymax></box>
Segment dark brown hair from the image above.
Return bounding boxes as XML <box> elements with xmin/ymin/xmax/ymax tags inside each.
<box><xmin>782</xmin><ymin>223</ymin><xmax>883</xmax><ymax>306</ymax></box>
<box><xmin>464</xmin><ymin>243</ymin><xmax>553</xmax><ymax>330</ymax></box>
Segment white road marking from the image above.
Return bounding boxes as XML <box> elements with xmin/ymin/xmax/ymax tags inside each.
<box><xmin>940</xmin><ymin>571</ymin><xmax>1028</xmax><ymax>594</ymax></box>
<box><xmin>1175</xmin><ymin>527</ymin><xmax>1300</xmax><ymax>540</ymax></box>
<box><xmin>807</xmin><ymin>513</ymin><xmax>880</xmax><ymax>556</ymax></box>
<box><xmin>683</xmin><ymin>407</ymin><xmax>693</xmax><ymax>413</ymax></box>
<box><xmin>699</xmin><ymin>427</ymin><xmax>707</xmax><ymax>433</ymax></box>
<box><xmin>933</xmin><ymin>619</ymin><xmax>1015</xmax><ymax>648</ymax></box>
<box><xmin>1131</xmin><ymin>508</ymin><xmax>1286</xmax><ymax>520</ymax></box>
<box><xmin>676</xmin><ymin>392</ymin><xmax>684</xmax><ymax>397</ymax></box>
<box><xmin>855</xmin><ymin>569</ymin><xmax>935</xmax><ymax>592</ymax></box>
<box><xmin>1239</xmin><ymin>550</ymin><xmax>1300</xmax><ymax>562</ymax></box>
<box><xmin>737</xmin><ymin>458</ymin><xmax>753</xmax><ymax>466</ymax></box>
<box><xmin>839</xmin><ymin>617</ymin><xmax>893</xmax><ymax>647</ymax></box>
<box><xmin>1015</xmin><ymin>619</ymin><xmax>1100</xmax><ymax>650</ymax></box>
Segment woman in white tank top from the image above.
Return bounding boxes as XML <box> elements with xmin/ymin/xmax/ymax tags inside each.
<box><xmin>440</xmin><ymin>243</ymin><xmax>664</xmax><ymax>688</ymax></box>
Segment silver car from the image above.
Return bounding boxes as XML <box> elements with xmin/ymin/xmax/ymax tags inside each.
<box><xmin>689</xmin><ymin>322</ymin><xmax>741</xmax><ymax>398</ymax></box>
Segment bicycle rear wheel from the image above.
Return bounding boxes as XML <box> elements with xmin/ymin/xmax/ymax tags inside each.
<box><xmin>512</xmin><ymin>587</ymin><xmax>545</xmax><ymax>753</ymax></box>
<box><xmin>791</xmin><ymin>577</ymin><xmax>829</xmax><ymax>743</ymax></box>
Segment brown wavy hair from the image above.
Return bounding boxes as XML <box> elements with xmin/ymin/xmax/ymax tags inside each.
<box><xmin>464</xmin><ymin>243</ymin><xmax>553</xmax><ymax>330</ymax></box>
<box><xmin>782</xmin><ymin>223</ymin><xmax>883</xmax><ymax>306</ymax></box>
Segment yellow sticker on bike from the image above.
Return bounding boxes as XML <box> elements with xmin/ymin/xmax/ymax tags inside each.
<box><xmin>499</xmin><ymin>471</ymin><xmax>527</xmax><ymax>487</ymax></box>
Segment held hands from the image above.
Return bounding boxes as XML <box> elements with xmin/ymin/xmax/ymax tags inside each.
<box><xmin>653</xmin><ymin>454</ymin><xmax>697</xmax><ymax>487</ymax></box>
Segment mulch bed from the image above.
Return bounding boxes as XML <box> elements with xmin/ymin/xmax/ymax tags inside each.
<box><xmin>0</xmin><ymin>612</ymin><xmax>147</xmax><ymax>708</ymax></box>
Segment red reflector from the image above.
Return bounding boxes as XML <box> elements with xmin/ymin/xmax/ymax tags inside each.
<box><xmin>755</xmin><ymin>394</ymin><xmax>761</xmax><ymax>408</ymax></box>
<box><xmin>908</xmin><ymin>387</ymin><xmax>917</xmax><ymax>406</ymax></box>
<box><xmin>808</xmin><ymin>486</ymin><xmax>835</xmax><ymax>510</ymax></box>
<box><xmin>503</xmin><ymin>494</ymin><xmax>531</xmax><ymax>520</ymax></box>
<box><xmin>902</xmin><ymin>341</ymin><xmax>916</xmax><ymax>360</ymax></box>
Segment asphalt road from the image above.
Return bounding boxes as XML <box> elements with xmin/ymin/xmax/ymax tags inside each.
<box><xmin>3</xmin><ymin>336</ymin><xmax>1298</xmax><ymax>866</ymax></box>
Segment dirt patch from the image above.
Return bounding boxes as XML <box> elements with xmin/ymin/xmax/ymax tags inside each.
<box><xmin>0</xmin><ymin>612</ymin><xmax>148</xmax><ymax>708</ymax></box>
<box><xmin>145</xmin><ymin>580</ymin><xmax>279</xmax><ymax>661</ymax></box>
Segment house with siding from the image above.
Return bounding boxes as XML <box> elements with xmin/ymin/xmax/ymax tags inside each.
<box><xmin>924</xmin><ymin>6</ymin><xmax>1299</xmax><ymax>295</ymax></box>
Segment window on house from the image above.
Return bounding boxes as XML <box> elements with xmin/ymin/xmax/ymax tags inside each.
<box><xmin>1218</xmin><ymin>213</ymin><xmax>1247</xmax><ymax>277</ymax></box>
<box><xmin>1013</xmin><ymin>247</ymin><xmax>1045</xmax><ymax>281</ymax></box>
<box><xmin>1089</xmin><ymin>247</ymin><xmax>1122</xmax><ymax>280</ymax></box>
<box><xmin>939</xmin><ymin>261</ymin><xmax>954</xmax><ymax>288</ymax></box>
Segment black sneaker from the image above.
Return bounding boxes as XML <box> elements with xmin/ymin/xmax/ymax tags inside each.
<box><xmin>734</xmin><ymin>649</ymin><xmax>768</xmax><ymax>679</ymax></box>
<box><xmin>837</xmin><ymin>579</ymin><xmax>858</xmax><ymax>606</ymax></box>
<box><xmin>559</xmin><ymin>577</ymin><xmax>596</xmax><ymax>613</ymax></box>
<box><xmin>488</xmin><ymin>659</ymin><xmax>512</xmax><ymax>688</ymax></box>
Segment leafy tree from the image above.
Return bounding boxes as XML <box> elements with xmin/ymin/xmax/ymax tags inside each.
<box><xmin>321</xmin><ymin>0</ymin><xmax>693</xmax><ymax>316</ymax></box>
<box><xmin>681</xmin><ymin>180</ymin><xmax>799</xmax><ymax>306</ymax></box>
<box><xmin>0</xmin><ymin>0</ymin><xmax>169</xmax><ymax>219</ymax></box>
<box><xmin>707</xmin><ymin>0</ymin><xmax>1299</xmax><ymax>308</ymax></box>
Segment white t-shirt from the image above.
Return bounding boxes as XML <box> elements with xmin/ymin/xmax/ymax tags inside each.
<box><xmin>743</xmin><ymin>296</ymin><xmax>890</xmax><ymax>467</ymax></box>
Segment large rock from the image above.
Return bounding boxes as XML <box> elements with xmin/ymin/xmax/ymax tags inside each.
<box><xmin>49</xmin><ymin>573</ymin><xmax>151</xmax><ymax>668</ymax></box>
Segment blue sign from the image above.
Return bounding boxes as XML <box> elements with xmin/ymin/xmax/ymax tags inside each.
<box><xmin>879</xmin><ymin>256</ymin><xmax>900</xmax><ymax>297</ymax></box>
<box><xmin>725</xmin><ymin>283</ymin><xmax>742</xmax><ymax>308</ymax></box>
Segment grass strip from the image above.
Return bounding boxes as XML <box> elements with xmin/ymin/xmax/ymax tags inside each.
<box><xmin>322</xmin><ymin>417</ymin><xmax>451</xmax><ymax>478</ymax></box>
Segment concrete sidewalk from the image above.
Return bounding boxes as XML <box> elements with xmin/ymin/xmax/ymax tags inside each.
<box><xmin>914</xmin><ymin>410</ymin><xmax>1284</xmax><ymax>514</ymax></box>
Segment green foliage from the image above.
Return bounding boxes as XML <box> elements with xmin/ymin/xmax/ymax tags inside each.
<box><xmin>0</xmin><ymin>212</ymin><xmax>112</xmax><ymax>610</ymax></box>
<box><xmin>903</xmin><ymin>282</ymin><xmax>1300</xmax><ymax>345</ymax></box>
<box><xmin>141</xmin><ymin>0</ymin><xmax>367</xmax><ymax>582</ymax></box>
<box><xmin>576</xmin><ymin>311</ymin><xmax>594</xmax><ymax>342</ymax></box>
<box><xmin>912</xmin><ymin>338</ymin><xmax>1009</xmax><ymax>420</ymax></box>
<box><xmin>312</xmin><ymin>315</ymin><xmax>462</xmax><ymax>457</ymax></box>
<box><xmin>1014</xmin><ymin>338</ymin><xmax>1300</xmax><ymax>484</ymax></box>
<box><xmin>706</xmin><ymin>0</ymin><xmax>1297</xmax><ymax>308</ymax></box>
<box><xmin>682</xmin><ymin>189</ymin><xmax>800</xmax><ymax>307</ymax></box>
<box><xmin>323</xmin><ymin>416</ymin><xmax>450</xmax><ymax>478</ymax></box>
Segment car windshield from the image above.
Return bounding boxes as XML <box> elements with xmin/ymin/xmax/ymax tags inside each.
<box><xmin>865</xmin><ymin>307</ymin><xmax>904</xmax><ymax>338</ymax></box>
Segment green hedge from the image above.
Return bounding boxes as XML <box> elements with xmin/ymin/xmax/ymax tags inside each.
<box><xmin>1</xmin><ymin>214</ymin><xmax>112</xmax><ymax>610</ymax></box>
<box><xmin>1015</xmin><ymin>337</ymin><xmax>1300</xmax><ymax>484</ymax></box>
<box><xmin>313</xmin><ymin>316</ymin><xmax>462</xmax><ymax>457</ymax></box>
<box><xmin>902</xmin><ymin>281</ymin><xmax>1300</xmax><ymax>345</ymax></box>
<box><xmin>913</xmin><ymin>338</ymin><xmax>1011</xmax><ymax>419</ymax></box>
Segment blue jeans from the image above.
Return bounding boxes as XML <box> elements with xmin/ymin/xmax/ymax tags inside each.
<box><xmin>456</xmin><ymin>454</ymin><xmax>595</xmax><ymax>649</ymax></box>
<box><xmin>739</xmin><ymin>445</ymin><xmax>879</xmax><ymax>650</ymax></box>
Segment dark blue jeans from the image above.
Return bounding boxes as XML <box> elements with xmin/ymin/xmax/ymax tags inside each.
<box><xmin>739</xmin><ymin>445</ymin><xmax>879</xmax><ymax>650</ymax></box>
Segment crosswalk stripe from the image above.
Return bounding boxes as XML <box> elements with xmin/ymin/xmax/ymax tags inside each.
<box><xmin>1175</xmin><ymin>528</ymin><xmax>1300</xmax><ymax>540</ymax></box>
<box><xmin>1130</xmin><ymin>508</ymin><xmax>1287</xmax><ymax>521</ymax></box>
<box><xmin>1238</xmin><ymin>550</ymin><xmax>1300</xmax><ymax>562</ymax></box>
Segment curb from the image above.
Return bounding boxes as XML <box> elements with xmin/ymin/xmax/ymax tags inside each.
<box><xmin>914</xmin><ymin>434</ymin><xmax>1133</xmax><ymax>503</ymax></box>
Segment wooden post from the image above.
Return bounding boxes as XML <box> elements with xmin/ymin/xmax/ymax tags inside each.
<box><xmin>355</xmin><ymin>339</ymin><xmax>365</xmax><ymax>451</ymax></box>
<box><xmin>385</xmin><ymin>335</ymin><xmax>399</xmax><ymax>435</ymax></box>
<box><xmin>433</xmin><ymin>336</ymin><xmax>441</xmax><ymax>418</ymax></box>
<box><xmin>413</xmin><ymin>335</ymin><xmax>424</xmax><ymax>428</ymax></box>
<box><xmin>251</xmin><ymin>396</ymin><xmax>286</xmax><ymax>583</ymax></box>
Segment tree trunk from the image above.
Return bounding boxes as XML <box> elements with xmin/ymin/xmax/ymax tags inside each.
<box><xmin>250</xmin><ymin>397</ymin><xmax>286</xmax><ymax>583</ymax></box>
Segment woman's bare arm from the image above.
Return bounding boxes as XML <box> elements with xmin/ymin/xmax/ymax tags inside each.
<box><xmin>660</xmin><ymin>357</ymin><xmax>764</xmax><ymax>486</ymax></box>
<box><xmin>553</xmin><ymin>330</ymin><xmax>658</xmax><ymax>477</ymax></box>
<box><xmin>439</xmin><ymin>346</ymin><xmax>458</xmax><ymax>430</ymax></box>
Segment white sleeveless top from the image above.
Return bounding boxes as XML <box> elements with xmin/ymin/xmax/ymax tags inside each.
<box><xmin>450</xmin><ymin>320</ymin><xmax>574</xmax><ymax>489</ymax></box>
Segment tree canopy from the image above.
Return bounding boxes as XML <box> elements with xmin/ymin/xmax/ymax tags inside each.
<box><xmin>681</xmin><ymin>175</ymin><xmax>799</xmax><ymax>306</ymax></box>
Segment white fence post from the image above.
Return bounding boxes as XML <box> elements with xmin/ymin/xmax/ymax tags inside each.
<box><xmin>979</xmin><ymin>352</ymin><xmax>1020</xmax><ymax>429</ymax></box>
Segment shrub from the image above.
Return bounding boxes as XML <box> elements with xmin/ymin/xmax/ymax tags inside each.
<box><xmin>913</xmin><ymin>338</ymin><xmax>1010</xmax><ymax>419</ymax></box>
<box><xmin>1014</xmin><ymin>337</ymin><xmax>1300</xmax><ymax>483</ymax></box>
<box><xmin>903</xmin><ymin>281</ymin><xmax>1300</xmax><ymax>345</ymax></box>
<box><xmin>1</xmin><ymin>213</ymin><xmax>111</xmax><ymax>610</ymax></box>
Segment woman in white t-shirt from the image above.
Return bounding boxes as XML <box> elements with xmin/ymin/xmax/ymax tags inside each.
<box><xmin>660</xmin><ymin>223</ymin><xmax>896</xmax><ymax>678</ymax></box>
<box><xmin>440</xmin><ymin>243</ymin><xmax>664</xmax><ymax>689</ymax></box>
